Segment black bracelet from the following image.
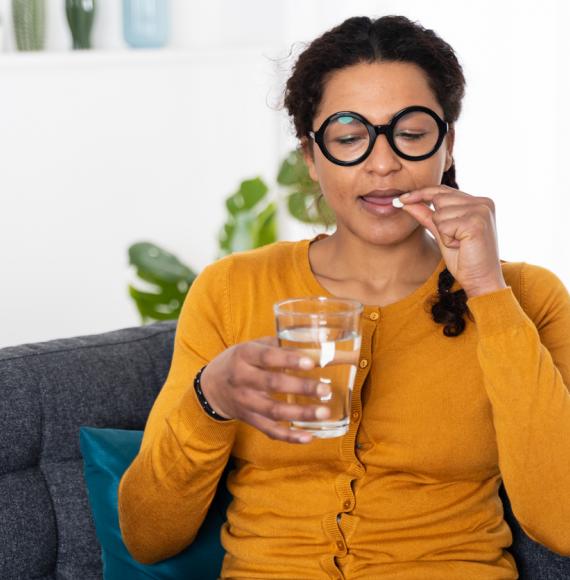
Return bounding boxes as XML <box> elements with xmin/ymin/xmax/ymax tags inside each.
<box><xmin>193</xmin><ymin>365</ymin><xmax>231</xmax><ymax>422</ymax></box>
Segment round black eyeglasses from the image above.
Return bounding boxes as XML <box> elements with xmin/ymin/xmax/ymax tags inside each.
<box><xmin>308</xmin><ymin>105</ymin><xmax>449</xmax><ymax>166</ymax></box>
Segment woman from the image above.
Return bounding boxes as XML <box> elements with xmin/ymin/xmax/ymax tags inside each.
<box><xmin>118</xmin><ymin>15</ymin><xmax>570</xmax><ymax>579</ymax></box>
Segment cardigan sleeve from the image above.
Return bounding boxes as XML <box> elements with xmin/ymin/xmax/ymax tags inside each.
<box><xmin>466</xmin><ymin>263</ymin><xmax>570</xmax><ymax>556</ymax></box>
<box><xmin>118</xmin><ymin>256</ymin><xmax>238</xmax><ymax>565</ymax></box>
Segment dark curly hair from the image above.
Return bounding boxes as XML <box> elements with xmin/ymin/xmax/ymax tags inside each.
<box><xmin>283</xmin><ymin>15</ymin><xmax>472</xmax><ymax>337</ymax></box>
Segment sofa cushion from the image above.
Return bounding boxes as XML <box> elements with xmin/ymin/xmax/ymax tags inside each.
<box><xmin>0</xmin><ymin>469</ymin><xmax>56</xmax><ymax>577</ymax></box>
<box><xmin>2</xmin><ymin>319</ymin><xmax>569</xmax><ymax>579</ymax></box>
<box><xmin>80</xmin><ymin>427</ymin><xmax>231</xmax><ymax>579</ymax></box>
<box><xmin>0</xmin><ymin>321</ymin><xmax>177</xmax><ymax>579</ymax></box>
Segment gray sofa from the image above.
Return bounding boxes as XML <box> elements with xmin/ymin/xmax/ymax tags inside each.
<box><xmin>0</xmin><ymin>320</ymin><xmax>569</xmax><ymax>579</ymax></box>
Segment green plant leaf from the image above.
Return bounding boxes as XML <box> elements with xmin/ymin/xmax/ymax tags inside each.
<box><xmin>276</xmin><ymin>149</ymin><xmax>334</xmax><ymax>227</ymax></box>
<box><xmin>287</xmin><ymin>191</ymin><xmax>335</xmax><ymax>225</ymax></box>
<box><xmin>218</xmin><ymin>222</ymin><xmax>235</xmax><ymax>253</ymax></box>
<box><xmin>226</xmin><ymin>177</ymin><xmax>269</xmax><ymax>216</ymax></box>
<box><xmin>277</xmin><ymin>150</ymin><xmax>310</xmax><ymax>186</ymax></box>
<box><xmin>135</xmin><ymin>270</ymin><xmax>191</xmax><ymax>296</ymax></box>
<box><xmin>128</xmin><ymin>286</ymin><xmax>184</xmax><ymax>321</ymax></box>
<box><xmin>230</xmin><ymin>211</ymin><xmax>257</xmax><ymax>252</ymax></box>
<box><xmin>252</xmin><ymin>201</ymin><xmax>278</xmax><ymax>247</ymax></box>
<box><xmin>129</xmin><ymin>242</ymin><xmax>197</xmax><ymax>284</ymax></box>
<box><xmin>128</xmin><ymin>147</ymin><xmax>336</xmax><ymax>325</ymax></box>
<box><xmin>128</xmin><ymin>241</ymin><xmax>196</xmax><ymax>323</ymax></box>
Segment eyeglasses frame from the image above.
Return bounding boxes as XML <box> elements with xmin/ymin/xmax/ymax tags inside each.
<box><xmin>308</xmin><ymin>105</ymin><xmax>449</xmax><ymax>166</ymax></box>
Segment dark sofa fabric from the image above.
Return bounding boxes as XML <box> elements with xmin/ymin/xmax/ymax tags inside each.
<box><xmin>0</xmin><ymin>321</ymin><xmax>176</xmax><ymax>579</ymax></box>
<box><xmin>0</xmin><ymin>320</ymin><xmax>568</xmax><ymax>579</ymax></box>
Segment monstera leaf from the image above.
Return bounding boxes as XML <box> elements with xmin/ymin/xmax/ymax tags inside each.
<box><xmin>225</xmin><ymin>177</ymin><xmax>268</xmax><ymax>216</ymax></box>
<box><xmin>218</xmin><ymin>177</ymin><xmax>277</xmax><ymax>256</ymax></box>
<box><xmin>128</xmin><ymin>179</ymin><xmax>277</xmax><ymax>323</ymax></box>
<box><xmin>277</xmin><ymin>149</ymin><xmax>335</xmax><ymax>226</ymax></box>
<box><xmin>127</xmin><ymin>149</ymin><xmax>331</xmax><ymax>324</ymax></box>
<box><xmin>128</xmin><ymin>242</ymin><xmax>197</xmax><ymax>323</ymax></box>
<box><xmin>276</xmin><ymin>150</ymin><xmax>311</xmax><ymax>186</ymax></box>
<box><xmin>287</xmin><ymin>191</ymin><xmax>336</xmax><ymax>225</ymax></box>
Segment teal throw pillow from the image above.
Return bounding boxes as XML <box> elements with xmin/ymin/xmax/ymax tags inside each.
<box><xmin>79</xmin><ymin>427</ymin><xmax>233</xmax><ymax>579</ymax></box>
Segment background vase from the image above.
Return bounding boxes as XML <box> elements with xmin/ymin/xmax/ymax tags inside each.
<box><xmin>66</xmin><ymin>0</ymin><xmax>96</xmax><ymax>49</ymax></box>
<box><xmin>123</xmin><ymin>0</ymin><xmax>169</xmax><ymax>49</ymax></box>
<box><xmin>12</xmin><ymin>0</ymin><xmax>45</xmax><ymax>51</ymax></box>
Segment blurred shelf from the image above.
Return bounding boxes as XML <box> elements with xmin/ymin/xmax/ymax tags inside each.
<box><xmin>0</xmin><ymin>46</ymin><xmax>280</xmax><ymax>69</ymax></box>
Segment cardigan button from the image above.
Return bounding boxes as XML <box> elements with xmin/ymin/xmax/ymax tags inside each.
<box><xmin>359</xmin><ymin>359</ymin><xmax>368</xmax><ymax>369</ymax></box>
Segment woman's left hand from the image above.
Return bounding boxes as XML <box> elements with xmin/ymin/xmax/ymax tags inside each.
<box><xmin>395</xmin><ymin>185</ymin><xmax>507</xmax><ymax>298</ymax></box>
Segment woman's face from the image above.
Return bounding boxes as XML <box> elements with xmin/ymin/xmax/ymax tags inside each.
<box><xmin>303</xmin><ymin>61</ymin><xmax>454</xmax><ymax>246</ymax></box>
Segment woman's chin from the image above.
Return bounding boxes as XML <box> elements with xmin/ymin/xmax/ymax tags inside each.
<box><xmin>346</xmin><ymin>222</ymin><xmax>422</xmax><ymax>247</ymax></box>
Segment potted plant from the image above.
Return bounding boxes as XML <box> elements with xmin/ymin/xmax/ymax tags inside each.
<box><xmin>128</xmin><ymin>149</ymin><xmax>334</xmax><ymax>323</ymax></box>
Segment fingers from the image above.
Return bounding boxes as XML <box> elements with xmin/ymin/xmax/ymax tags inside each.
<box><xmin>253</xmin><ymin>336</ymin><xmax>279</xmax><ymax>346</ymax></box>
<box><xmin>400</xmin><ymin>191</ymin><xmax>459</xmax><ymax>208</ymax></box>
<box><xmin>245</xmin><ymin>411</ymin><xmax>314</xmax><ymax>444</ymax></box>
<box><xmin>248</xmin><ymin>391</ymin><xmax>329</xmax><ymax>423</ymax></box>
<box><xmin>248</xmin><ymin>338</ymin><xmax>315</xmax><ymax>371</ymax></box>
<box><xmin>221</xmin><ymin>337</ymin><xmax>336</xmax><ymax>445</ymax></box>
<box><xmin>234</xmin><ymin>339</ymin><xmax>332</xmax><ymax>398</ymax></box>
<box><xmin>230</xmin><ymin>356</ymin><xmax>329</xmax><ymax>399</ymax></box>
<box><xmin>239</xmin><ymin>391</ymin><xmax>330</xmax><ymax>444</ymax></box>
<box><xmin>250</xmin><ymin>337</ymin><xmax>358</xmax><ymax>368</ymax></box>
<box><xmin>397</xmin><ymin>202</ymin><xmax>441</xmax><ymax>244</ymax></box>
<box><xmin>431</xmin><ymin>205</ymin><xmax>471</xmax><ymax>223</ymax></box>
<box><xmin>257</xmin><ymin>369</ymin><xmax>331</xmax><ymax>398</ymax></box>
<box><xmin>398</xmin><ymin>186</ymin><xmax>494</xmax><ymax>213</ymax></box>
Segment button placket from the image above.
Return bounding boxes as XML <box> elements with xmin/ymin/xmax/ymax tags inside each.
<box><xmin>342</xmin><ymin>318</ymin><xmax>375</xmax><ymax>461</ymax></box>
<box><xmin>324</xmin><ymin>314</ymin><xmax>373</xmax><ymax>572</ymax></box>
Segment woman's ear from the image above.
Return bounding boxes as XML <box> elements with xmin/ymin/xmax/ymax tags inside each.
<box><xmin>300</xmin><ymin>138</ymin><xmax>319</xmax><ymax>182</ymax></box>
<box><xmin>444</xmin><ymin>126</ymin><xmax>455</xmax><ymax>172</ymax></box>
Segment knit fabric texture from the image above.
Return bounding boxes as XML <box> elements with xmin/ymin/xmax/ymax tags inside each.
<box><xmin>118</xmin><ymin>234</ymin><xmax>570</xmax><ymax>579</ymax></box>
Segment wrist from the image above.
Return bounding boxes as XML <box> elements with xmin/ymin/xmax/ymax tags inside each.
<box><xmin>465</xmin><ymin>280</ymin><xmax>508</xmax><ymax>299</ymax></box>
<box><xmin>194</xmin><ymin>365</ymin><xmax>232</xmax><ymax>421</ymax></box>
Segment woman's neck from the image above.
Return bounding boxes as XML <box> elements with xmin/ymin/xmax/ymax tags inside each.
<box><xmin>309</xmin><ymin>228</ymin><xmax>441</xmax><ymax>295</ymax></box>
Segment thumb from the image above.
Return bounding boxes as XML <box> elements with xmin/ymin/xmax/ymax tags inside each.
<box><xmin>400</xmin><ymin>202</ymin><xmax>441</xmax><ymax>245</ymax></box>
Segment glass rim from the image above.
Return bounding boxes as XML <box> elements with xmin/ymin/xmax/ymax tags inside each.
<box><xmin>273</xmin><ymin>296</ymin><xmax>364</xmax><ymax>317</ymax></box>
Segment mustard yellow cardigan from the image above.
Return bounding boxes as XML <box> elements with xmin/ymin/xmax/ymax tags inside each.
<box><xmin>119</xmin><ymin>234</ymin><xmax>570</xmax><ymax>579</ymax></box>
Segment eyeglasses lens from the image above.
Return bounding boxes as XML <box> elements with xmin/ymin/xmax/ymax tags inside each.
<box><xmin>323</xmin><ymin>111</ymin><xmax>440</xmax><ymax>162</ymax></box>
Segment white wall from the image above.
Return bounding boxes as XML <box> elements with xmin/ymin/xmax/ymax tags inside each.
<box><xmin>1</xmin><ymin>0</ymin><xmax>568</xmax><ymax>347</ymax></box>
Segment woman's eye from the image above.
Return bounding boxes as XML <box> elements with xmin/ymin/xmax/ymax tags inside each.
<box><xmin>336</xmin><ymin>135</ymin><xmax>365</xmax><ymax>145</ymax></box>
<box><xmin>396</xmin><ymin>132</ymin><xmax>426</xmax><ymax>141</ymax></box>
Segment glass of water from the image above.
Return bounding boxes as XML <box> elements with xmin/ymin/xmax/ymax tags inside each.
<box><xmin>273</xmin><ymin>297</ymin><xmax>363</xmax><ymax>439</ymax></box>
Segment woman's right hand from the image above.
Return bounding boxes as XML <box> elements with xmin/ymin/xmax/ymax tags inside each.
<box><xmin>199</xmin><ymin>337</ymin><xmax>331</xmax><ymax>444</ymax></box>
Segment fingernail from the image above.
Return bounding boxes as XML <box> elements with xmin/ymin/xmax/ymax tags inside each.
<box><xmin>315</xmin><ymin>406</ymin><xmax>330</xmax><ymax>420</ymax></box>
<box><xmin>392</xmin><ymin>197</ymin><xmax>404</xmax><ymax>208</ymax></box>
<box><xmin>316</xmin><ymin>383</ymin><xmax>331</xmax><ymax>398</ymax></box>
<box><xmin>298</xmin><ymin>434</ymin><xmax>312</xmax><ymax>443</ymax></box>
<box><xmin>299</xmin><ymin>357</ymin><xmax>314</xmax><ymax>369</ymax></box>
<box><xmin>400</xmin><ymin>192</ymin><xmax>411</xmax><ymax>199</ymax></box>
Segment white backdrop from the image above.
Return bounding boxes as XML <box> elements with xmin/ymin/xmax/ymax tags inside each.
<box><xmin>1</xmin><ymin>0</ymin><xmax>568</xmax><ymax>347</ymax></box>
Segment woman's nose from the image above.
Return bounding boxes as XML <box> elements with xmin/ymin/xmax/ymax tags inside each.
<box><xmin>362</xmin><ymin>134</ymin><xmax>402</xmax><ymax>174</ymax></box>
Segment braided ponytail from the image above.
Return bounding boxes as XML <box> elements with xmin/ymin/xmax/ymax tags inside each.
<box><xmin>428</xmin><ymin>164</ymin><xmax>472</xmax><ymax>337</ymax></box>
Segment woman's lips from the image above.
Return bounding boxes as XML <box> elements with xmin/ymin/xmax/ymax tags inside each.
<box><xmin>359</xmin><ymin>195</ymin><xmax>401</xmax><ymax>216</ymax></box>
<box><xmin>360</xmin><ymin>195</ymin><xmax>398</xmax><ymax>205</ymax></box>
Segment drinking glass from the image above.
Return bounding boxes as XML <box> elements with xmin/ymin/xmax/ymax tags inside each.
<box><xmin>274</xmin><ymin>297</ymin><xmax>363</xmax><ymax>438</ymax></box>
